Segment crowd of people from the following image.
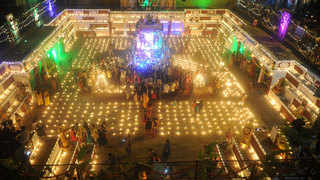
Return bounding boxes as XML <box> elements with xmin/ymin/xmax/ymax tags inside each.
<box><xmin>237</xmin><ymin>0</ymin><xmax>320</xmax><ymax>71</ymax></box>
<box><xmin>30</xmin><ymin>62</ymin><xmax>60</xmax><ymax>107</ymax></box>
<box><xmin>72</xmin><ymin>24</ymin><xmax>201</xmax><ymax>138</ymax></box>
<box><xmin>58</xmin><ymin>121</ymin><xmax>109</xmax><ymax>150</ymax></box>
<box><xmin>73</xmin><ymin>52</ymin><xmax>210</xmax><ymax>138</ymax></box>
<box><xmin>73</xmin><ymin>50</ymin><xmax>213</xmax><ymax>141</ymax></box>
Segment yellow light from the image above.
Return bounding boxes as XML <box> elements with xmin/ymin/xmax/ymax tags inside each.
<box><xmin>241</xmin><ymin>143</ymin><xmax>247</xmax><ymax>149</ymax></box>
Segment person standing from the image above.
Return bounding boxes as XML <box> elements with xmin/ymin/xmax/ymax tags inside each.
<box><xmin>83</xmin><ymin>122</ymin><xmax>93</xmax><ymax>144</ymax></box>
<box><xmin>152</xmin><ymin>117</ymin><xmax>158</xmax><ymax>137</ymax></box>
<box><xmin>162</xmin><ymin>139</ymin><xmax>171</xmax><ymax>162</ymax></box>
<box><xmin>146</xmin><ymin>0</ymin><xmax>152</xmax><ymax>10</ymax></box>
<box><xmin>145</xmin><ymin>118</ymin><xmax>153</xmax><ymax>136</ymax></box>
<box><xmin>147</xmin><ymin>148</ymin><xmax>155</xmax><ymax>164</ymax></box>
<box><xmin>92</xmin><ymin>127</ymin><xmax>99</xmax><ymax>144</ymax></box>
<box><xmin>199</xmin><ymin>99</ymin><xmax>203</xmax><ymax>113</ymax></box>
<box><xmin>143</xmin><ymin>92</ymin><xmax>149</xmax><ymax>109</ymax></box>
<box><xmin>151</xmin><ymin>90</ymin><xmax>157</xmax><ymax>100</ymax></box>
<box><xmin>108</xmin><ymin>153</ymin><xmax>117</xmax><ymax>171</ymax></box>
<box><xmin>70</xmin><ymin>128</ymin><xmax>77</xmax><ymax>142</ymax></box>
<box><xmin>126</xmin><ymin>134</ymin><xmax>132</xmax><ymax>157</ymax></box>
<box><xmin>152</xmin><ymin>0</ymin><xmax>159</xmax><ymax>10</ymax></box>
<box><xmin>98</xmin><ymin>127</ymin><xmax>107</xmax><ymax>146</ymax></box>
<box><xmin>44</xmin><ymin>90</ymin><xmax>50</xmax><ymax>106</ymax></box>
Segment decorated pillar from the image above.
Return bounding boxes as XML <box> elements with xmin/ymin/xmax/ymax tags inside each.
<box><xmin>183</xmin><ymin>26</ymin><xmax>190</xmax><ymax>54</ymax></box>
<box><xmin>168</xmin><ymin>16</ymin><xmax>173</xmax><ymax>36</ymax></box>
<box><xmin>168</xmin><ymin>0</ymin><xmax>175</xmax><ymax>9</ymax></box>
<box><xmin>124</xmin><ymin>21</ymin><xmax>127</xmax><ymax>36</ymax></box>
<box><xmin>59</xmin><ymin>130</ymin><xmax>70</xmax><ymax>149</ymax></box>
<box><xmin>109</xmin><ymin>20</ymin><xmax>112</xmax><ymax>36</ymax></box>
<box><xmin>229</xmin><ymin>53</ymin><xmax>234</xmax><ymax>68</ymax></box>
<box><xmin>120</xmin><ymin>0</ymin><xmax>124</xmax><ymax>8</ymax></box>
<box><xmin>226</xmin><ymin>129</ymin><xmax>233</xmax><ymax>144</ymax></box>
<box><xmin>242</xmin><ymin>126</ymin><xmax>253</xmax><ymax>146</ymax></box>
<box><xmin>249</xmin><ymin>57</ymin><xmax>257</xmax><ymax>79</ymax></box>
<box><xmin>129</xmin><ymin>23</ymin><xmax>132</xmax><ymax>35</ymax></box>
<box><xmin>160</xmin><ymin>0</ymin><xmax>166</xmax><ymax>9</ymax></box>
<box><xmin>266</xmin><ymin>72</ymin><xmax>273</xmax><ymax>95</ymax></box>
<box><xmin>257</xmin><ymin>65</ymin><xmax>265</xmax><ymax>83</ymax></box>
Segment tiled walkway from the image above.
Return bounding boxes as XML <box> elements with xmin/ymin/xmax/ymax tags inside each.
<box><xmin>229</xmin><ymin>67</ymin><xmax>285</xmax><ymax>128</ymax></box>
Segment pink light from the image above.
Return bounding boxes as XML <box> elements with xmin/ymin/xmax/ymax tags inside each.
<box><xmin>278</xmin><ymin>11</ymin><xmax>290</xmax><ymax>40</ymax></box>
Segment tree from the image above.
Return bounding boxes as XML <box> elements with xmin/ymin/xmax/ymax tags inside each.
<box><xmin>278</xmin><ymin>119</ymin><xmax>320</xmax><ymax>178</ymax></box>
<box><xmin>0</xmin><ymin>124</ymin><xmax>35</xmax><ymax>179</ymax></box>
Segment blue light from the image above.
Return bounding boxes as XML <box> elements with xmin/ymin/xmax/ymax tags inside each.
<box><xmin>48</xmin><ymin>0</ymin><xmax>55</xmax><ymax>17</ymax></box>
<box><xmin>137</xmin><ymin>31</ymin><xmax>163</xmax><ymax>51</ymax></box>
<box><xmin>48</xmin><ymin>1</ymin><xmax>53</xmax><ymax>11</ymax></box>
<box><xmin>132</xmin><ymin>26</ymin><xmax>171</xmax><ymax>74</ymax></box>
<box><xmin>164</xmin><ymin>168</ymin><xmax>169</xmax><ymax>174</ymax></box>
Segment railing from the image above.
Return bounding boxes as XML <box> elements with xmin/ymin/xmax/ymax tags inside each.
<box><xmin>27</xmin><ymin>159</ymin><xmax>318</xmax><ymax>179</ymax></box>
<box><xmin>0</xmin><ymin>25</ymin><xmax>9</xmax><ymax>43</ymax></box>
<box><xmin>43</xmin><ymin>138</ymin><xmax>60</xmax><ymax>177</ymax></box>
<box><xmin>0</xmin><ymin>0</ymin><xmax>57</xmax><ymax>43</ymax></box>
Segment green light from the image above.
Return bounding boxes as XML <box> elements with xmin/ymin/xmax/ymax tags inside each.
<box><xmin>142</xmin><ymin>0</ymin><xmax>149</xmax><ymax>7</ymax></box>
<box><xmin>12</xmin><ymin>29</ymin><xmax>18</xmax><ymax>37</ymax></box>
<box><xmin>245</xmin><ymin>49</ymin><xmax>252</xmax><ymax>61</ymax></box>
<box><xmin>239</xmin><ymin>42</ymin><xmax>244</xmax><ymax>55</ymax></box>
<box><xmin>58</xmin><ymin>40</ymin><xmax>64</xmax><ymax>56</ymax></box>
<box><xmin>46</xmin><ymin>38</ymin><xmax>69</xmax><ymax>70</ymax></box>
<box><xmin>27</xmin><ymin>0</ymin><xmax>38</xmax><ymax>5</ymax></box>
<box><xmin>30</xmin><ymin>69</ymin><xmax>36</xmax><ymax>90</ymax></box>
<box><xmin>52</xmin><ymin>49</ymin><xmax>57</xmax><ymax>59</ymax></box>
<box><xmin>232</xmin><ymin>36</ymin><xmax>238</xmax><ymax>53</ymax></box>
<box><xmin>47</xmin><ymin>41</ymin><xmax>62</xmax><ymax>63</ymax></box>
<box><xmin>194</xmin><ymin>0</ymin><xmax>212</xmax><ymax>8</ymax></box>
<box><xmin>176</xmin><ymin>0</ymin><xmax>227</xmax><ymax>9</ymax></box>
<box><xmin>38</xmin><ymin>60</ymin><xmax>42</xmax><ymax>77</ymax></box>
<box><xmin>33</xmin><ymin>8</ymin><xmax>39</xmax><ymax>21</ymax></box>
